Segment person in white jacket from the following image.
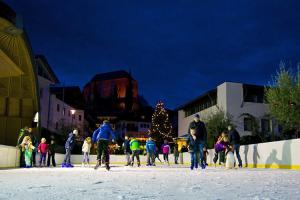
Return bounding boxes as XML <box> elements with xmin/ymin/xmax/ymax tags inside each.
<box><xmin>82</xmin><ymin>137</ymin><xmax>92</xmax><ymax>167</ymax></box>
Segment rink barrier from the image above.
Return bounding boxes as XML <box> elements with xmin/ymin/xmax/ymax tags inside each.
<box><xmin>1</xmin><ymin>138</ymin><xmax>300</xmax><ymax>170</ymax></box>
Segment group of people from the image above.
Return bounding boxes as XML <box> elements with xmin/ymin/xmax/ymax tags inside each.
<box><xmin>18</xmin><ymin>127</ymin><xmax>56</xmax><ymax>168</ymax></box>
<box><xmin>123</xmin><ymin>136</ymin><xmax>172</xmax><ymax>167</ymax></box>
<box><xmin>187</xmin><ymin>114</ymin><xmax>242</xmax><ymax>170</ymax></box>
<box><xmin>213</xmin><ymin>125</ymin><xmax>243</xmax><ymax>168</ymax></box>
<box><xmin>18</xmin><ymin>115</ymin><xmax>243</xmax><ymax>171</ymax></box>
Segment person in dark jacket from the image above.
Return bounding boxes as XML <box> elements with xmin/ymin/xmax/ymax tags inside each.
<box><xmin>228</xmin><ymin>125</ymin><xmax>242</xmax><ymax>168</ymax></box>
<box><xmin>47</xmin><ymin>139</ymin><xmax>56</xmax><ymax>167</ymax></box>
<box><xmin>92</xmin><ymin>120</ymin><xmax>116</xmax><ymax>171</ymax></box>
<box><xmin>188</xmin><ymin>114</ymin><xmax>207</xmax><ymax>169</ymax></box>
<box><xmin>173</xmin><ymin>139</ymin><xmax>179</xmax><ymax>164</ymax></box>
<box><xmin>187</xmin><ymin>132</ymin><xmax>198</xmax><ymax>170</ymax></box>
<box><xmin>62</xmin><ymin>129</ymin><xmax>78</xmax><ymax>168</ymax></box>
<box><xmin>146</xmin><ymin>137</ymin><xmax>156</xmax><ymax>166</ymax></box>
<box><xmin>123</xmin><ymin>136</ymin><xmax>131</xmax><ymax>166</ymax></box>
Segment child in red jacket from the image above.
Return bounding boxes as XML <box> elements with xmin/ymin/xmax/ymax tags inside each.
<box><xmin>38</xmin><ymin>138</ymin><xmax>48</xmax><ymax>167</ymax></box>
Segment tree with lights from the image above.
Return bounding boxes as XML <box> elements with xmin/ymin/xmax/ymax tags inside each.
<box><xmin>150</xmin><ymin>101</ymin><xmax>173</xmax><ymax>144</ymax></box>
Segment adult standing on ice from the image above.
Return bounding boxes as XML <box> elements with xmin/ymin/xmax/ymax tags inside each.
<box><xmin>93</xmin><ymin>120</ymin><xmax>116</xmax><ymax>171</ymax></box>
<box><xmin>123</xmin><ymin>136</ymin><xmax>132</xmax><ymax>166</ymax></box>
<box><xmin>62</xmin><ymin>129</ymin><xmax>78</xmax><ymax>168</ymax></box>
<box><xmin>188</xmin><ymin>114</ymin><xmax>207</xmax><ymax>169</ymax></box>
<box><xmin>228</xmin><ymin>125</ymin><xmax>242</xmax><ymax>168</ymax></box>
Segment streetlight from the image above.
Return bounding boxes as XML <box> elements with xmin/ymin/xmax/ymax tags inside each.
<box><xmin>70</xmin><ymin>109</ymin><xmax>76</xmax><ymax>127</ymax></box>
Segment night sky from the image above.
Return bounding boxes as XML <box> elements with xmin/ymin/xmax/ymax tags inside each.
<box><xmin>6</xmin><ymin>0</ymin><xmax>300</xmax><ymax>109</ymax></box>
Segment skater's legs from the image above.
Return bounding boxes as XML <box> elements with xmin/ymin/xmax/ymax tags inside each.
<box><xmin>234</xmin><ymin>144</ymin><xmax>242</xmax><ymax>167</ymax></box>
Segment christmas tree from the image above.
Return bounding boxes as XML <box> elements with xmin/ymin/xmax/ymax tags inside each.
<box><xmin>150</xmin><ymin>101</ymin><xmax>173</xmax><ymax>143</ymax></box>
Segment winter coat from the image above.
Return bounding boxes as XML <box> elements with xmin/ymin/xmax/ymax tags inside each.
<box><xmin>48</xmin><ymin>143</ymin><xmax>56</xmax><ymax>155</ymax></box>
<box><xmin>82</xmin><ymin>141</ymin><xmax>91</xmax><ymax>153</ymax></box>
<box><xmin>130</xmin><ymin>139</ymin><xmax>140</xmax><ymax>151</ymax></box>
<box><xmin>123</xmin><ymin>140</ymin><xmax>131</xmax><ymax>153</ymax></box>
<box><xmin>187</xmin><ymin>134</ymin><xmax>198</xmax><ymax>152</ymax></box>
<box><xmin>188</xmin><ymin>120</ymin><xmax>207</xmax><ymax>142</ymax></box>
<box><xmin>161</xmin><ymin>144</ymin><xmax>170</xmax><ymax>154</ymax></box>
<box><xmin>228</xmin><ymin>129</ymin><xmax>240</xmax><ymax>145</ymax></box>
<box><xmin>65</xmin><ymin>133</ymin><xmax>76</xmax><ymax>150</ymax></box>
<box><xmin>146</xmin><ymin>140</ymin><xmax>156</xmax><ymax>153</ymax></box>
<box><xmin>38</xmin><ymin>143</ymin><xmax>48</xmax><ymax>154</ymax></box>
<box><xmin>92</xmin><ymin>123</ymin><xmax>116</xmax><ymax>143</ymax></box>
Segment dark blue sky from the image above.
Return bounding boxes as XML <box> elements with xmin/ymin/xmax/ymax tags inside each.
<box><xmin>6</xmin><ymin>0</ymin><xmax>300</xmax><ymax>109</ymax></box>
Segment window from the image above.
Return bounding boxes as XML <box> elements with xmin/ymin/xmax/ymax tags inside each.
<box><xmin>244</xmin><ymin>118</ymin><xmax>253</xmax><ymax>131</ymax></box>
<box><xmin>184</xmin><ymin>90</ymin><xmax>217</xmax><ymax>117</ymax></box>
<box><xmin>261</xmin><ymin>119</ymin><xmax>270</xmax><ymax>133</ymax></box>
<box><xmin>243</xmin><ymin>85</ymin><xmax>265</xmax><ymax>103</ymax></box>
<box><xmin>57</xmin><ymin>104</ymin><xmax>60</xmax><ymax>112</ymax></box>
<box><xmin>68</xmin><ymin>110</ymin><xmax>71</xmax><ymax>116</ymax></box>
<box><xmin>79</xmin><ymin>115</ymin><xmax>82</xmax><ymax>121</ymax></box>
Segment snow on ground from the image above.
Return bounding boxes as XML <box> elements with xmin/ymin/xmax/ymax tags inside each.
<box><xmin>0</xmin><ymin>165</ymin><xmax>300</xmax><ymax>200</ymax></box>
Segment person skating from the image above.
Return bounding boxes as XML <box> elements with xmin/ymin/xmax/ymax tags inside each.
<box><xmin>130</xmin><ymin>138</ymin><xmax>141</xmax><ymax>167</ymax></box>
<box><xmin>161</xmin><ymin>140</ymin><xmax>170</xmax><ymax>165</ymax></box>
<box><xmin>155</xmin><ymin>146</ymin><xmax>162</xmax><ymax>163</ymax></box>
<box><xmin>188</xmin><ymin>114</ymin><xmax>207</xmax><ymax>169</ymax></box>
<box><xmin>187</xmin><ymin>130</ymin><xmax>198</xmax><ymax>170</ymax></box>
<box><xmin>38</xmin><ymin>138</ymin><xmax>48</xmax><ymax>167</ymax></box>
<box><xmin>20</xmin><ymin>136</ymin><xmax>35</xmax><ymax>168</ymax></box>
<box><xmin>123</xmin><ymin>136</ymin><xmax>132</xmax><ymax>166</ymax></box>
<box><xmin>146</xmin><ymin>137</ymin><xmax>156</xmax><ymax>166</ymax></box>
<box><xmin>92</xmin><ymin>120</ymin><xmax>116</xmax><ymax>171</ymax></box>
<box><xmin>28</xmin><ymin>128</ymin><xmax>38</xmax><ymax>167</ymax></box>
<box><xmin>173</xmin><ymin>139</ymin><xmax>179</xmax><ymax>164</ymax></box>
<box><xmin>82</xmin><ymin>137</ymin><xmax>92</xmax><ymax>167</ymax></box>
<box><xmin>62</xmin><ymin>129</ymin><xmax>78</xmax><ymax>168</ymax></box>
<box><xmin>47</xmin><ymin>139</ymin><xmax>56</xmax><ymax>167</ymax></box>
<box><xmin>228</xmin><ymin>125</ymin><xmax>242</xmax><ymax>168</ymax></box>
<box><xmin>213</xmin><ymin>133</ymin><xmax>227</xmax><ymax>166</ymax></box>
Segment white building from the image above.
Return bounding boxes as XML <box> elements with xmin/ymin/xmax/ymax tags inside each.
<box><xmin>36</xmin><ymin>55</ymin><xmax>85</xmax><ymax>136</ymax></box>
<box><xmin>177</xmin><ymin>82</ymin><xmax>280</xmax><ymax>137</ymax></box>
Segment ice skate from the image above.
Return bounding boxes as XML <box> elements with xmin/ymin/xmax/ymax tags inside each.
<box><xmin>94</xmin><ymin>160</ymin><xmax>101</xmax><ymax>170</ymax></box>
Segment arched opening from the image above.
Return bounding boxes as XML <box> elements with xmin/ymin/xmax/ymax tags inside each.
<box><xmin>0</xmin><ymin>3</ymin><xmax>39</xmax><ymax>146</ymax></box>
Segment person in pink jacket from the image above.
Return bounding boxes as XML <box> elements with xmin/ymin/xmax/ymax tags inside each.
<box><xmin>161</xmin><ymin>140</ymin><xmax>170</xmax><ymax>165</ymax></box>
<box><xmin>38</xmin><ymin>138</ymin><xmax>48</xmax><ymax>167</ymax></box>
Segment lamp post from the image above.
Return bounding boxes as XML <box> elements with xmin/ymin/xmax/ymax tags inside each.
<box><xmin>70</xmin><ymin>109</ymin><xmax>76</xmax><ymax>128</ymax></box>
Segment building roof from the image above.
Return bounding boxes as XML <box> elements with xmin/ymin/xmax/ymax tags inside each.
<box><xmin>35</xmin><ymin>55</ymin><xmax>60</xmax><ymax>83</ymax></box>
<box><xmin>176</xmin><ymin>89</ymin><xmax>217</xmax><ymax>111</ymax></box>
<box><xmin>91</xmin><ymin>70</ymin><xmax>135</xmax><ymax>82</ymax></box>
<box><xmin>175</xmin><ymin>81</ymin><xmax>266</xmax><ymax>111</ymax></box>
<box><xmin>50</xmin><ymin>86</ymin><xmax>84</xmax><ymax>109</ymax></box>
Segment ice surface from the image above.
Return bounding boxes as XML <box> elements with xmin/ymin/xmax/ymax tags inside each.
<box><xmin>0</xmin><ymin>165</ymin><xmax>299</xmax><ymax>200</ymax></box>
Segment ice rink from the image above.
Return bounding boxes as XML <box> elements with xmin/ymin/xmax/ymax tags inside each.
<box><xmin>0</xmin><ymin>165</ymin><xmax>299</xmax><ymax>200</ymax></box>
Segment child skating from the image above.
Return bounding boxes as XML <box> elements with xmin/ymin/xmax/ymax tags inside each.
<box><xmin>82</xmin><ymin>137</ymin><xmax>92</xmax><ymax>167</ymax></box>
<box><xmin>38</xmin><ymin>138</ymin><xmax>48</xmax><ymax>167</ymax></box>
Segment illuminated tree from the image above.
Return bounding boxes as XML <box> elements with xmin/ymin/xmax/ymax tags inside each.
<box><xmin>150</xmin><ymin>101</ymin><xmax>173</xmax><ymax>143</ymax></box>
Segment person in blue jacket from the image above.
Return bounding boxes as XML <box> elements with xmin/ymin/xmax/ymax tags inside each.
<box><xmin>187</xmin><ymin>131</ymin><xmax>198</xmax><ymax>170</ymax></box>
<box><xmin>146</xmin><ymin>137</ymin><xmax>156</xmax><ymax>166</ymax></box>
<box><xmin>62</xmin><ymin>129</ymin><xmax>78</xmax><ymax>168</ymax></box>
<box><xmin>92</xmin><ymin>120</ymin><xmax>116</xmax><ymax>171</ymax></box>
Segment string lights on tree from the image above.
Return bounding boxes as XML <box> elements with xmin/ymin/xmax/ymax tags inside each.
<box><xmin>150</xmin><ymin>101</ymin><xmax>173</xmax><ymax>142</ymax></box>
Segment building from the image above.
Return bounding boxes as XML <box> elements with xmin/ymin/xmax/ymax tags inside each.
<box><xmin>83</xmin><ymin>70</ymin><xmax>153</xmax><ymax>139</ymax></box>
<box><xmin>177</xmin><ymin>82</ymin><xmax>280</xmax><ymax>137</ymax></box>
<box><xmin>0</xmin><ymin>2</ymin><xmax>39</xmax><ymax>146</ymax></box>
<box><xmin>36</xmin><ymin>55</ymin><xmax>85</xmax><ymax>138</ymax></box>
<box><xmin>83</xmin><ymin>70</ymin><xmax>139</xmax><ymax>117</ymax></box>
